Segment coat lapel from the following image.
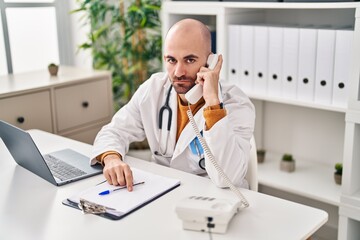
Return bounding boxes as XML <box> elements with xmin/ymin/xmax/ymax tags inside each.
<box><xmin>172</xmin><ymin>104</ymin><xmax>205</xmax><ymax>160</ymax></box>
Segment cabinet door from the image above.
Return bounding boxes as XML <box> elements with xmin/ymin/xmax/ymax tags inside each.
<box><xmin>54</xmin><ymin>79</ymin><xmax>111</xmax><ymax>132</ymax></box>
<box><xmin>0</xmin><ymin>91</ymin><xmax>53</xmax><ymax>132</ymax></box>
<box><xmin>61</xmin><ymin>124</ymin><xmax>104</xmax><ymax>145</ymax></box>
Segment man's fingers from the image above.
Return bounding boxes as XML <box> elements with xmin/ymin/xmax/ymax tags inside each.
<box><xmin>103</xmin><ymin>158</ymin><xmax>133</xmax><ymax>191</ymax></box>
<box><xmin>196</xmin><ymin>72</ymin><xmax>205</xmax><ymax>85</ymax></box>
<box><xmin>109</xmin><ymin>169</ymin><xmax>119</xmax><ymax>186</ymax></box>
<box><xmin>123</xmin><ymin>167</ymin><xmax>134</xmax><ymax>191</ymax></box>
<box><xmin>116</xmin><ymin>166</ymin><xmax>126</xmax><ymax>186</ymax></box>
<box><xmin>104</xmin><ymin>169</ymin><xmax>113</xmax><ymax>185</ymax></box>
<box><xmin>213</xmin><ymin>54</ymin><xmax>223</xmax><ymax>72</ymax></box>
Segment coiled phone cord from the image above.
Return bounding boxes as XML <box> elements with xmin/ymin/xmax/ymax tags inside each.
<box><xmin>186</xmin><ymin>109</ymin><xmax>249</xmax><ymax>209</ymax></box>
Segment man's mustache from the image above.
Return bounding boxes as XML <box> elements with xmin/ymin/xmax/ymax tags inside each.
<box><xmin>175</xmin><ymin>76</ymin><xmax>194</xmax><ymax>81</ymax></box>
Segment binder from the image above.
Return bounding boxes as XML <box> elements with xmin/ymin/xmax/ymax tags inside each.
<box><xmin>267</xmin><ymin>26</ymin><xmax>283</xmax><ymax>97</ymax></box>
<box><xmin>314</xmin><ymin>29</ymin><xmax>336</xmax><ymax>105</ymax></box>
<box><xmin>332</xmin><ymin>29</ymin><xmax>353</xmax><ymax>108</ymax></box>
<box><xmin>238</xmin><ymin>25</ymin><xmax>254</xmax><ymax>93</ymax></box>
<box><xmin>297</xmin><ymin>27</ymin><xmax>318</xmax><ymax>102</ymax></box>
<box><xmin>282</xmin><ymin>27</ymin><xmax>299</xmax><ymax>100</ymax></box>
<box><xmin>62</xmin><ymin>168</ymin><xmax>180</xmax><ymax>220</ymax></box>
<box><xmin>228</xmin><ymin>25</ymin><xmax>241</xmax><ymax>86</ymax></box>
<box><xmin>253</xmin><ymin>25</ymin><xmax>269</xmax><ymax>95</ymax></box>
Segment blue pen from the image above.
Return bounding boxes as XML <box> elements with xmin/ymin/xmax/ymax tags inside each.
<box><xmin>98</xmin><ymin>181</ymin><xmax>145</xmax><ymax>195</ymax></box>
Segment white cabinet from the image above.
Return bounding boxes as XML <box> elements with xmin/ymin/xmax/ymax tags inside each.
<box><xmin>0</xmin><ymin>66</ymin><xmax>113</xmax><ymax>144</ymax></box>
<box><xmin>162</xmin><ymin>1</ymin><xmax>360</xmax><ymax>239</ymax></box>
<box><xmin>0</xmin><ymin>90</ymin><xmax>53</xmax><ymax>132</ymax></box>
<box><xmin>54</xmin><ymin>78</ymin><xmax>111</xmax><ymax>132</ymax></box>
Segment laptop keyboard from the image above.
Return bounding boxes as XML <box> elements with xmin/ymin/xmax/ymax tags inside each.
<box><xmin>44</xmin><ymin>154</ymin><xmax>87</xmax><ymax>181</ymax></box>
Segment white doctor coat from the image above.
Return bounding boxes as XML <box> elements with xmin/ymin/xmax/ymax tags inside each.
<box><xmin>91</xmin><ymin>72</ymin><xmax>255</xmax><ymax>188</ymax></box>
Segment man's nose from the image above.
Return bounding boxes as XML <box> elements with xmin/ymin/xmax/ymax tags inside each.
<box><xmin>174</xmin><ymin>63</ymin><xmax>186</xmax><ymax>77</ymax></box>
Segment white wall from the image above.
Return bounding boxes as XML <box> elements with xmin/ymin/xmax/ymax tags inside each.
<box><xmin>69</xmin><ymin>1</ymin><xmax>92</xmax><ymax>69</ymax></box>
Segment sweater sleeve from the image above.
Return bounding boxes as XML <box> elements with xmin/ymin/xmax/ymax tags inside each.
<box><xmin>203</xmin><ymin>104</ymin><xmax>226</xmax><ymax>130</ymax></box>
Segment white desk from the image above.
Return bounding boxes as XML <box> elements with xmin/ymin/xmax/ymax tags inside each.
<box><xmin>0</xmin><ymin>130</ymin><xmax>328</xmax><ymax>240</ymax></box>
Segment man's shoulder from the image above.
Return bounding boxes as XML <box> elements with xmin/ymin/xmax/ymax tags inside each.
<box><xmin>134</xmin><ymin>72</ymin><xmax>169</xmax><ymax>101</ymax></box>
<box><xmin>143</xmin><ymin>72</ymin><xmax>168</xmax><ymax>86</ymax></box>
<box><xmin>136</xmin><ymin>72</ymin><xmax>167</xmax><ymax>93</ymax></box>
<box><xmin>221</xmin><ymin>81</ymin><xmax>250</xmax><ymax>101</ymax></box>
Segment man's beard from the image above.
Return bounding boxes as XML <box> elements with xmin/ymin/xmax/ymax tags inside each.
<box><xmin>171</xmin><ymin>76</ymin><xmax>196</xmax><ymax>94</ymax></box>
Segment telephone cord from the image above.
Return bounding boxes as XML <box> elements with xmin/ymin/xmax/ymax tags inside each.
<box><xmin>186</xmin><ymin>109</ymin><xmax>249</xmax><ymax>209</ymax></box>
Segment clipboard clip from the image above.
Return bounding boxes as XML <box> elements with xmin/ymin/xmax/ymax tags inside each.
<box><xmin>79</xmin><ymin>198</ymin><xmax>113</xmax><ymax>215</ymax></box>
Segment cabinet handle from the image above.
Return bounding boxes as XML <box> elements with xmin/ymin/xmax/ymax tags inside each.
<box><xmin>17</xmin><ymin>116</ymin><xmax>25</xmax><ymax>124</ymax></box>
<box><xmin>82</xmin><ymin>101</ymin><xmax>89</xmax><ymax>108</ymax></box>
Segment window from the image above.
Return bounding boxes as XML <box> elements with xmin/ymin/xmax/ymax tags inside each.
<box><xmin>0</xmin><ymin>12</ymin><xmax>7</xmax><ymax>75</ymax></box>
<box><xmin>0</xmin><ymin>0</ymin><xmax>73</xmax><ymax>75</ymax></box>
<box><xmin>5</xmin><ymin>0</ymin><xmax>54</xmax><ymax>2</ymax></box>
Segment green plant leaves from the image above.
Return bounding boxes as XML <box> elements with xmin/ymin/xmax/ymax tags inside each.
<box><xmin>73</xmin><ymin>0</ymin><xmax>162</xmax><ymax>110</ymax></box>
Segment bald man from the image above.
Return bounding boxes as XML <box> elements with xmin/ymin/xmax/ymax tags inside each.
<box><xmin>91</xmin><ymin>19</ymin><xmax>255</xmax><ymax>191</ymax></box>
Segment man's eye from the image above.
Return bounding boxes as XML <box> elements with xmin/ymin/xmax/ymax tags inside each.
<box><xmin>167</xmin><ymin>58</ymin><xmax>176</xmax><ymax>64</ymax></box>
<box><xmin>186</xmin><ymin>59</ymin><xmax>196</xmax><ymax>64</ymax></box>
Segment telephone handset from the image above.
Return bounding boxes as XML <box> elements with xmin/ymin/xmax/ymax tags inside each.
<box><xmin>184</xmin><ymin>54</ymin><xmax>219</xmax><ymax>104</ymax></box>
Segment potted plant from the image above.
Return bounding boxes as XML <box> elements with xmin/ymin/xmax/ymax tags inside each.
<box><xmin>72</xmin><ymin>0</ymin><xmax>162</xmax><ymax>111</ymax></box>
<box><xmin>280</xmin><ymin>153</ymin><xmax>295</xmax><ymax>172</ymax></box>
<box><xmin>48</xmin><ymin>63</ymin><xmax>59</xmax><ymax>76</ymax></box>
<box><xmin>257</xmin><ymin>149</ymin><xmax>266</xmax><ymax>163</ymax></box>
<box><xmin>334</xmin><ymin>163</ymin><xmax>342</xmax><ymax>185</ymax></box>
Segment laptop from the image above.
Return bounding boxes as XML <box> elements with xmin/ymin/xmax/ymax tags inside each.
<box><xmin>0</xmin><ymin>120</ymin><xmax>103</xmax><ymax>186</ymax></box>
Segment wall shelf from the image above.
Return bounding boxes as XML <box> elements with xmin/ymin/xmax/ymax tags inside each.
<box><xmin>341</xmin><ymin>192</ymin><xmax>360</xmax><ymax>209</ymax></box>
<box><xmin>258</xmin><ymin>151</ymin><xmax>341</xmax><ymax>206</ymax></box>
<box><xmin>248</xmin><ymin>93</ymin><xmax>347</xmax><ymax>113</ymax></box>
<box><xmin>162</xmin><ymin>1</ymin><xmax>360</xmax><ymax>239</ymax></box>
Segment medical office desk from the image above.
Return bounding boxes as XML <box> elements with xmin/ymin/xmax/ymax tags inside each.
<box><xmin>0</xmin><ymin>130</ymin><xmax>328</xmax><ymax>240</ymax></box>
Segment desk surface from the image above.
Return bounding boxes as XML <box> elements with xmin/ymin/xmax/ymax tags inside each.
<box><xmin>0</xmin><ymin>130</ymin><xmax>328</xmax><ymax>240</ymax></box>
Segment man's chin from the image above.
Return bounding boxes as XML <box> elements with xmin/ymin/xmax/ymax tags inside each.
<box><xmin>172</xmin><ymin>83</ymin><xmax>195</xmax><ymax>94</ymax></box>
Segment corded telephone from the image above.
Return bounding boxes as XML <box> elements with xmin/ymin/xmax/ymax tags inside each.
<box><xmin>175</xmin><ymin>196</ymin><xmax>240</xmax><ymax>233</ymax></box>
<box><xmin>184</xmin><ymin>54</ymin><xmax>219</xmax><ymax>104</ymax></box>
<box><xmin>176</xmin><ymin>54</ymin><xmax>249</xmax><ymax>234</ymax></box>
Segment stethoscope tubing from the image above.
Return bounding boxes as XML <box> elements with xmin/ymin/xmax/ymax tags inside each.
<box><xmin>158</xmin><ymin>85</ymin><xmax>173</xmax><ymax>131</ymax></box>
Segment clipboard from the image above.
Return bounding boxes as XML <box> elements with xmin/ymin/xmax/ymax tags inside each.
<box><xmin>62</xmin><ymin>168</ymin><xmax>181</xmax><ymax>220</ymax></box>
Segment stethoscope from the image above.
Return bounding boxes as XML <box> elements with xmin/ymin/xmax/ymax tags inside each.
<box><xmin>156</xmin><ymin>84</ymin><xmax>205</xmax><ymax>170</ymax></box>
<box><xmin>158</xmin><ymin>85</ymin><xmax>173</xmax><ymax>131</ymax></box>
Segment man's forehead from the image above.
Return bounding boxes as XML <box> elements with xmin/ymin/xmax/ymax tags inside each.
<box><xmin>164</xmin><ymin>54</ymin><xmax>199</xmax><ymax>60</ymax></box>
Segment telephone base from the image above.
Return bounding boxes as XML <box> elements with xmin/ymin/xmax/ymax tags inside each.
<box><xmin>175</xmin><ymin>196</ymin><xmax>240</xmax><ymax>234</ymax></box>
<box><xmin>181</xmin><ymin>219</ymin><xmax>229</xmax><ymax>234</ymax></box>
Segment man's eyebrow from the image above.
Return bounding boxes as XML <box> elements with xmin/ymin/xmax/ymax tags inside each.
<box><xmin>184</xmin><ymin>54</ymin><xmax>199</xmax><ymax>60</ymax></box>
<box><xmin>164</xmin><ymin>55</ymin><xmax>175</xmax><ymax>59</ymax></box>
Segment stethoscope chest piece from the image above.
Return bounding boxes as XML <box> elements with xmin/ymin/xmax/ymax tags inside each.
<box><xmin>190</xmin><ymin>136</ymin><xmax>205</xmax><ymax>170</ymax></box>
<box><xmin>198</xmin><ymin>157</ymin><xmax>205</xmax><ymax>170</ymax></box>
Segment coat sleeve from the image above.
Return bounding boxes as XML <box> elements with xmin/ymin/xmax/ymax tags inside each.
<box><xmin>203</xmin><ymin>85</ymin><xmax>255</xmax><ymax>188</ymax></box>
<box><xmin>89</xmin><ymin>82</ymin><xmax>148</xmax><ymax>165</ymax></box>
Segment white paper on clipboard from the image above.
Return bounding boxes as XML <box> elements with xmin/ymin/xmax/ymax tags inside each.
<box><xmin>67</xmin><ymin>168</ymin><xmax>180</xmax><ymax>217</ymax></box>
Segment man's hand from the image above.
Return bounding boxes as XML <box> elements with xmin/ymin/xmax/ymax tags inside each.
<box><xmin>103</xmin><ymin>154</ymin><xmax>134</xmax><ymax>191</ymax></box>
<box><xmin>195</xmin><ymin>54</ymin><xmax>223</xmax><ymax>106</ymax></box>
